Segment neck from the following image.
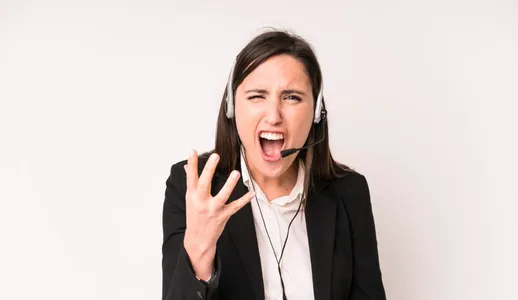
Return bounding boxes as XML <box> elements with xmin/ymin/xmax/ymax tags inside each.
<box><xmin>248</xmin><ymin>160</ymin><xmax>299</xmax><ymax>201</ymax></box>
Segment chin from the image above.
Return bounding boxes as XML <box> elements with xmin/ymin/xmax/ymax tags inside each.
<box><xmin>259</xmin><ymin>164</ymin><xmax>284</xmax><ymax>178</ymax></box>
<box><xmin>256</xmin><ymin>152</ymin><xmax>295</xmax><ymax>178</ymax></box>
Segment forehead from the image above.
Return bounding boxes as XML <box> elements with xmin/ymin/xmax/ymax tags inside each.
<box><xmin>240</xmin><ymin>54</ymin><xmax>311</xmax><ymax>89</ymax></box>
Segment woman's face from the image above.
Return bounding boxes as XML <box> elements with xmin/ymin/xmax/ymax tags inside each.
<box><xmin>234</xmin><ymin>54</ymin><xmax>315</xmax><ymax>180</ymax></box>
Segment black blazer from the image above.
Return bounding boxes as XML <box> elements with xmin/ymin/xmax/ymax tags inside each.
<box><xmin>162</xmin><ymin>154</ymin><xmax>386</xmax><ymax>300</ymax></box>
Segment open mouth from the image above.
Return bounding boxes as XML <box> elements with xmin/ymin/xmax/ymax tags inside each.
<box><xmin>258</xmin><ymin>131</ymin><xmax>285</xmax><ymax>161</ymax></box>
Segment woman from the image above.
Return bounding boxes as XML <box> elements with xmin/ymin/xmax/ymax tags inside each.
<box><xmin>162</xmin><ymin>29</ymin><xmax>386</xmax><ymax>300</ymax></box>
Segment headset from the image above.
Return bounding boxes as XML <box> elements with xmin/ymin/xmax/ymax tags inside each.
<box><xmin>224</xmin><ymin>59</ymin><xmax>326</xmax><ymax>124</ymax></box>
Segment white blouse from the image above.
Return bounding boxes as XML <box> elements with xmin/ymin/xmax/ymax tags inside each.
<box><xmin>240</xmin><ymin>153</ymin><xmax>315</xmax><ymax>300</ymax></box>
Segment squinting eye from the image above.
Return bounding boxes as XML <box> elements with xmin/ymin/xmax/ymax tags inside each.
<box><xmin>247</xmin><ymin>95</ymin><xmax>264</xmax><ymax>100</ymax></box>
<box><xmin>285</xmin><ymin>95</ymin><xmax>302</xmax><ymax>101</ymax></box>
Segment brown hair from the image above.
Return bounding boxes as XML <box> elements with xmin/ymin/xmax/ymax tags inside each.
<box><xmin>206</xmin><ymin>28</ymin><xmax>352</xmax><ymax>200</ymax></box>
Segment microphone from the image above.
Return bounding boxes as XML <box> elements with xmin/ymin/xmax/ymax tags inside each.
<box><xmin>280</xmin><ymin>128</ymin><xmax>326</xmax><ymax>158</ymax></box>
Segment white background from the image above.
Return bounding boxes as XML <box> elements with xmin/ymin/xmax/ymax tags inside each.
<box><xmin>1</xmin><ymin>1</ymin><xmax>517</xmax><ymax>299</ymax></box>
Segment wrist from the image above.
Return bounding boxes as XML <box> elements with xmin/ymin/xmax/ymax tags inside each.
<box><xmin>184</xmin><ymin>237</ymin><xmax>215</xmax><ymax>257</ymax></box>
<box><xmin>184</xmin><ymin>239</ymin><xmax>216</xmax><ymax>281</ymax></box>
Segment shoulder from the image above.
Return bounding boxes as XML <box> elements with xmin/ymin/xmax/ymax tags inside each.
<box><xmin>321</xmin><ymin>170</ymin><xmax>373</xmax><ymax>222</ymax></box>
<box><xmin>320</xmin><ymin>169</ymin><xmax>370</xmax><ymax>197</ymax></box>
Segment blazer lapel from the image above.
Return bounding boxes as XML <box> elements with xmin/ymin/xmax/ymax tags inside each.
<box><xmin>213</xmin><ymin>172</ymin><xmax>264</xmax><ymax>300</ymax></box>
<box><xmin>305</xmin><ymin>183</ymin><xmax>337</xmax><ymax>300</ymax></box>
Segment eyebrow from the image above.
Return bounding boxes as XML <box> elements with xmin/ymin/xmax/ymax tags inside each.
<box><xmin>245</xmin><ymin>88</ymin><xmax>307</xmax><ymax>96</ymax></box>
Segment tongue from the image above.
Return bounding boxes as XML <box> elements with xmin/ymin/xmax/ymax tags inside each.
<box><xmin>261</xmin><ymin>139</ymin><xmax>283</xmax><ymax>157</ymax></box>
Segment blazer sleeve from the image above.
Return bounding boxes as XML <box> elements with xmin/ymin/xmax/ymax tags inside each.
<box><xmin>162</xmin><ymin>161</ymin><xmax>220</xmax><ymax>300</ymax></box>
<box><xmin>347</xmin><ymin>174</ymin><xmax>387</xmax><ymax>300</ymax></box>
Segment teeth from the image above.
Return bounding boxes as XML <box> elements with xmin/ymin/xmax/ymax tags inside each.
<box><xmin>260</xmin><ymin>132</ymin><xmax>284</xmax><ymax>140</ymax></box>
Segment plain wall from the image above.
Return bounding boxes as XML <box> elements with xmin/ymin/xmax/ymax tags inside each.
<box><xmin>1</xmin><ymin>0</ymin><xmax>517</xmax><ymax>299</ymax></box>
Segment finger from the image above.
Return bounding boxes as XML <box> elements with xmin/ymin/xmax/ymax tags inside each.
<box><xmin>224</xmin><ymin>191</ymin><xmax>255</xmax><ymax>217</ymax></box>
<box><xmin>214</xmin><ymin>170</ymin><xmax>240</xmax><ymax>203</ymax></box>
<box><xmin>197</xmin><ymin>153</ymin><xmax>219</xmax><ymax>195</ymax></box>
<box><xmin>186</xmin><ymin>149</ymin><xmax>199</xmax><ymax>194</ymax></box>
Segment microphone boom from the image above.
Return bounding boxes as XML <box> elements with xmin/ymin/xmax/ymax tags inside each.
<box><xmin>280</xmin><ymin>128</ymin><xmax>326</xmax><ymax>158</ymax></box>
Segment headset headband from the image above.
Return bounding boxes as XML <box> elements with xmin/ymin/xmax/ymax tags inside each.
<box><xmin>224</xmin><ymin>59</ymin><xmax>325</xmax><ymax>124</ymax></box>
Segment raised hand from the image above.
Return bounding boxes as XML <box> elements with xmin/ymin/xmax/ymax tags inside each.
<box><xmin>183</xmin><ymin>150</ymin><xmax>255</xmax><ymax>281</ymax></box>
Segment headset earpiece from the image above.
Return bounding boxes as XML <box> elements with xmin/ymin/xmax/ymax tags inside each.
<box><xmin>224</xmin><ymin>59</ymin><xmax>324</xmax><ymax>124</ymax></box>
<box><xmin>313</xmin><ymin>80</ymin><xmax>324</xmax><ymax>124</ymax></box>
<box><xmin>225</xmin><ymin>60</ymin><xmax>237</xmax><ymax>119</ymax></box>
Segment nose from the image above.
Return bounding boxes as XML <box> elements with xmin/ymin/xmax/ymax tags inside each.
<box><xmin>264</xmin><ymin>99</ymin><xmax>282</xmax><ymax>125</ymax></box>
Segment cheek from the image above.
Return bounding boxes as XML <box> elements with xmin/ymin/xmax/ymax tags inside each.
<box><xmin>235</xmin><ymin>104</ymin><xmax>260</xmax><ymax>142</ymax></box>
<box><xmin>287</xmin><ymin>108</ymin><xmax>314</xmax><ymax>142</ymax></box>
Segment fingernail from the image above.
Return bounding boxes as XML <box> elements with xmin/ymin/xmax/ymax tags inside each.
<box><xmin>189</xmin><ymin>149</ymin><xmax>194</xmax><ymax>158</ymax></box>
<box><xmin>231</xmin><ymin>170</ymin><xmax>240</xmax><ymax>179</ymax></box>
<box><xmin>210</xmin><ymin>153</ymin><xmax>219</xmax><ymax>163</ymax></box>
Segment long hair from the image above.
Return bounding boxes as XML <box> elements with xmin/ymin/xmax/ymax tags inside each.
<box><xmin>207</xmin><ymin>29</ymin><xmax>352</xmax><ymax>200</ymax></box>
